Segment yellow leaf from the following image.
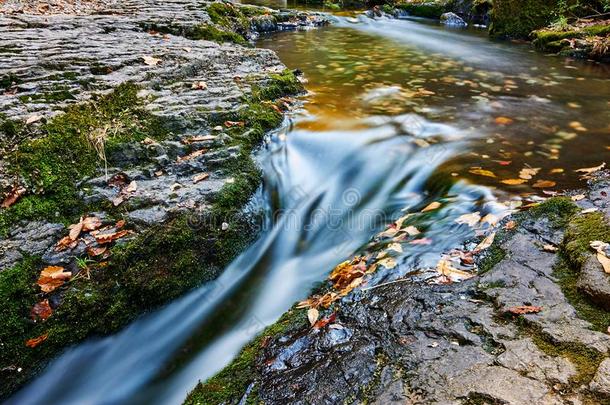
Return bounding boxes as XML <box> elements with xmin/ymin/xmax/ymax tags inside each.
<box><xmin>575</xmin><ymin>163</ymin><xmax>605</xmax><ymax>175</ymax></box>
<box><xmin>481</xmin><ymin>213</ymin><xmax>499</xmax><ymax>226</ymax></box>
<box><xmin>469</xmin><ymin>168</ymin><xmax>496</xmax><ymax>178</ymax></box>
<box><xmin>436</xmin><ymin>259</ymin><xmax>474</xmax><ymax>281</ymax></box>
<box><xmin>532</xmin><ymin>180</ymin><xmax>556</xmax><ymax>188</ymax></box>
<box><xmin>571</xmin><ymin>194</ymin><xmax>586</xmax><ymax>201</ymax></box>
<box><xmin>387</xmin><ymin>243</ymin><xmax>403</xmax><ymax>253</ymax></box>
<box><xmin>501</xmin><ymin>178</ymin><xmax>528</xmax><ymax>185</ymax></box>
<box><xmin>494</xmin><ymin>116</ymin><xmax>513</xmax><ymax>125</ymax></box>
<box><xmin>403</xmin><ymin>225</ymin><xmax>420</xmax><ymax>236</ymax></box>
<box><xmin>475</xmin><ymin>232</ymin><xmax>496</xmax><ymax>252</ymax></box>
<box><xmin>422</xmin><ymin>202</ymin><xmax>441</xmax><ymax>212</ymax></box>
<box><xmin>519</xmin><ymin>167</ymin><xmax>540</xmax><ymax>180</ymax></box>
<box><xmin>455</xmin><ymin>212</ymin><xmax>481</xmax><ymax>227</ymax></box>
<box><xmin>378</xmin><ymin>257</ymin><xmax>397</xmax><ymax>269</ymax></box>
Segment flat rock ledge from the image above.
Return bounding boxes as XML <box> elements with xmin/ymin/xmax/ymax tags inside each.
<box><xmin>249</xmin><ymin>181</ymin><xmax>610</xmax><ymax>404</ymax></box>
<box><xmin>0</xmin><ymin>0</ymin><xmax>328</xmax><ymax>271</ymax></box>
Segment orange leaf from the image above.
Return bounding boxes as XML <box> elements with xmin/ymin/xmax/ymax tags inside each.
<box><xmin>506</xmin><ymin>305</ymin><xmax>542</xmax><ymax>315</ymax></box>
<box><xmin>501</xmin><ymin>178</ymin><xmax>528</xmax><ymax>185</ymax></box>
<box><xmin>313</xmin><ymin>313</ymin><xmax>336</xmax><ymax>329</ymax></box>
<box><xmin>87</xmin><ymin>245</ymin><xmax>108</xmax><ymax>257</ymax></box>
<box><xmin>177</xmin><ymin>149</ymin><xmax>207</xmax><ymax>162</ymax></box>
<box><xmin>37</xmin><ymin>266</ymin><xmax>72</xmax><ymax>293</ymax></box>
<box><xmin>224</xmin><ymin>121</ymin><xmax>245</xmax><ymax>128</ymax></box>
<box><xmin>25</xmin><ymin>333</ymin><xmax>49</xmax><ymax>348</ymax></box>
<box><xmin>82</xmin><ymin>216</ymin><xmax>103</xmax><ymax>232</ymax></box>
<box><xmin>1</xmin><ymin>185</ymin><xmax>26</xmax><ymax>208</ymax></box>
<box><xmin>30</xmin><ymin>299</ymin><xmax>53</xmax><ymax>321</ymax></box>
<box><xmin>494</xmin><ymin>116</ymin><xmax>514</xmax><ymax>125</ymax></box>
<box><xmin>95</xmin><ymin>229</ymin><xmax>130</xmax><ymax>245</ymax></box>
<box><xmin>532</xmin><ymin>180</ymin><xmax>556</xmax><ymax>188</ymax></box>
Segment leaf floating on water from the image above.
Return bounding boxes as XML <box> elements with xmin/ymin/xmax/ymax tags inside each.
<box><xmin>377</xmin><ymin>257</ymin><xmax>397</xmax><ymax>269</ymax></box>
<box><xmin>532</xmin><ymin>180</ymin><xmax>556</xmax><ymax>188</ymax></box>
<box><xmin>422</xmin><ymin>202</ymin><xmax>441</xmax><ymax>212</ymax></box>
<box><xmin>387</xmin><ymin>243</ymin><xmax>403</xmax><ymax>253</ymax></box>
<box><xmin>501</xmin><ymin>178</ymin><xmax>528</xmax><ymax>185</ymax></box>
<box><xmin>469</xmin><ymin>168</ymin><xmax>496</xmax><ymax>178</ymax></box>
<box><xmin>590</xmin><ymin>241</ymin><xmax>610</xmax><ymax>274</ymax></box>
<box><xmin>1</xmin><ymin>185</ymin><xmax>26</xmax><ymax>208</ymax></box>
<box><xmin>455</xmin><ymin>212</ymin><xmax>481</xmax><ymax>227</ymax></box>
<box><xmin>494</xmin><ymin>116</ymin><xmax>514</xmax><ymax>125</ymax></box>
<box><xmin>307</xmin><ymin>308</ymin><xmax>319</xmax><ymax>326</ymax></box>
<box><xmin>505</xmin><ymin>306</ymin><xmax>542</xmax><ymax>315</ymax></box>
<box><xmin>550</xmin><ymin>168</ymin><xmax>564</xmax><ymax>174</ymax></box>
<box><xmin>575</xmin><ymin>163</ymin><xmax>605</xmax><ymax>176</ymax></box>
<box><xmin>30</xmin><ymin>299</ymin><xmax>52</xmax><ymax>321</ymax></box>
<box><xmin>37</xmin><ymin>266</ymin><xmax>72</xmax><ymax>293</ymax></box>
<box><xmin>403</xmin><ymin>225</ymin><xmax>420</xmax><ymax>236</ymax></box>
<box><xmin>481</xmin><ymin>213</ymin><xmax>499</xmax><ymax>226</ymax></box>
<box><xmin>25</xmin><ymin>333</ymin><xmax>49</xmax><ymax>348</ymax></box>
<box><xmin>519</xmin><ymin>167</ymin><xmax>540</xmax><ymax>180</ymax></box>
<box><xmin>569</xmin><ymin>121</ymin><xmax>587</xmax><ymax>132</ymax></box>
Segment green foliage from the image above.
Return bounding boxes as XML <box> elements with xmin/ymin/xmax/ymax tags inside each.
<box><xmin>396</xmin><ymin>1</ymin><xmax>448</xmax><ymax>18</ymax></box>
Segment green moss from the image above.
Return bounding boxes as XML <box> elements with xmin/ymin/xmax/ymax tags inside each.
<box><xmin>0</xmin><ymin>82</ymin><xmax>167</xmax><ymax>237</ymax></box>
<box><xmin>564</xmin><ymin>212</ymin><xmax>610</xmax><ymax>269</ymax></box>
<box><xmin>184</xmin><ymin>308</ymin><xmax>307</xmax><ymax>405</ymax></box>
<box><xmin>518</xmin><ymin>320</ymin><xmax>605</xmax><ymax>386</ymax></box>
<box><xmin>529</xmin><ymin>197</ymin><xmax>579</xmax><ymax>228</ymax></box>
<box><xmin>189</xmin><ymin>24</ymin><xmax>248</xmax><ymax>45</ymax></box>
<box><xmin>207</xmin><ymin>2</ymin><xmax>251</xmax><ymax>33</ymax></box>
<box><xmin>532</xmin><ymin>23</ymin><xmax>610</xmax><ymax>52</ymax></box>
<box><xmin>490</xmin><ymin>0</ymin><xmax>563</xmax><ymax>39</ymax></box>
<box><xmin>396</xmin><ymin>1</ymin><xmax>447</xmax><ymax>18</ymax></box>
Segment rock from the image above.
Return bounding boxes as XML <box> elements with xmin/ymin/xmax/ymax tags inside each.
<box><xmin>440</xmin><ymin>12</ymin><xmax>467</xmax><ymax>26</ymax></box>
<box><xmin>252</xmin><ymin>15</ymin><xmax>278</xmax><ymax>33</ymax></box>
<box><xmin>590</xmin><ymin>358</ymin><xmax>610</xmax><ymax>397</ymax></box>
<box><xmin>577</xmin><ymin>255</ymin><xmax>610</xmax><ymax>310</ymax></box>
<box><xmin>0</xmin><ymin>221</ymin><xmax>65</xmax><ymax>270</ymax></box>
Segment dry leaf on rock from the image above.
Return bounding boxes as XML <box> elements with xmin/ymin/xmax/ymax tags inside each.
<box><xmin>590</xmin><ymin>241</ymin><xmax>610</xmax><ymax>273</ymax></box>
<box><xmin>193</xmin><ymin>173</ymin><xmax>209</xmax><ymax>183</ymax></box>
<box><xmin>422</xmin><ymin>201</ymin><xmax>441</xmax><ymax>212</ymax></box>
<box><xmin>387</xmin><ymin>243</ymin><xmax>403</xmax><ymax>253</ymax></box>
<box><xmin>25</xmin><ymin>333</ymin><xmax>49</xmax><ymax>348</ymax></box>
<box><xmin>37</xmin><ymin>266</ymin><xmax>72</xmax><ymax>293</ymax></box>
<box><xmin>571</xmin><ymin>194</ymin><xmax>586</xmax><ymax>201</ymax></box>
<box><xmin>436</xmin><ymin>259</ymin><xmax>474</xmax><ymax>282</ymax></box>
<box><xmin>191</xmin><ymin>81</ymin><xmax>207</xmax><ymax>90</ymax></box>
<box><xmin>506</xmin><ymin>305</ymin><xmax>542</xmax><ymax>315</ymax></box>
<box><xmin>474</xmin><ymin>232</ymin><xmax>496</xmax><ymax>252</ymax></box>
<box><xmin>307</xmin><ymin>308</ymin><xmax>319</xmax><ymax>326</ymax></box>
<box><xmin>86</xmin><ymin>245</ymin><xmax>108</xmax><ymax>257</ymax></box>
<box><xmin>542</xmin><ymin>244</ymin><xmax>558</xmax><ymax>252</ymax></box>
<box><xmin>403</xmin><ymin>225</ymin><xmax>420</xmax><ymax>236</ymax></box>
<box><xmin>1</xmin><ymin>185</ymin><xmax>26</xmax><ymax>208</ymax></box>
<box><xmin>504</xmin><ymin>220</ymin><xmax>517</xmax><ymax>230</ymax></box>
<box><xmin>142</xmin><ymin>55</ymin><xmax>161</xmax><ymax>66</ymax></box>
<box><xmin>95</xmin><ymin>229</ymin><xmax>130</xmax><ymax>245</ymax></box>
<box><xmin>183</xmin><ymin>135</ymin><xmax>216</xmax><ymax>144</ymax></box>
<box><xmin>177</xmin><ymin>149</ymin><xmax>207</xmax><ymax>162</ymax></box>
<box><xmin>575</xmin><ymin>163</ymin><xmax>605</xmax><ymax>176</ymax></box>
<box><xmin>30</xmin><ymin>299</ymin><xmax>52</xmax><ymax>321</ymax></box>
<box><xmin>313</xmin><ymin>313</ymin><xmax>336</xmax><ymax>329</ymax></box>
<box><xmin>455</xmin><ymin>212</ymin><xmax>481</xmax><ymax>227</ymax></box>
<box><xmin>224</xmin><ymin>121</ymin><xmax>245</xmax><ymax>128</ymax></box>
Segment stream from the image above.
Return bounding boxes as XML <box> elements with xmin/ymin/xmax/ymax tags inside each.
<box><xmin>8</xmin><ymin>12</ymin><xmax>610</xmax><ymax>405</ymax></box>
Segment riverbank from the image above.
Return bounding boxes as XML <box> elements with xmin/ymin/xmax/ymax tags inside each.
<box><xmin>187</xmin><ymin>173</ymin><xmax>610</xmax><ymax>404</ymax></box>
<box><xmin>0</xmin><ymin>0</ymin><xmax>328</xmax><ymax>399</ymax></box>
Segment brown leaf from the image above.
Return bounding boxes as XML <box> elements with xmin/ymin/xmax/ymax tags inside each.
<box><xmin>193</xmin><ymin>173</ymin><xmax>210</xmax><ymax>183</ymax></box>
<box><xmin>504</xmin><ymin>220</ymin><xmax>517</xmax><ymax>230</ymax></box>
<box><xmin>505</xmin><ymin>306</ymin><xmax>543</xmax><ymax>315</ymax></box>
<box><xmin>224</xmin><ymin>121</ymin><xmax>245</xmax><ymax>128</ymax></box>
<box><xmin>87</xmin><ymin>245</ymin><xmax>108</xmax><ymax>257</ymax></box>
<box><xmin>313</xmin><ymin>313</ymin><xmax>336</xmax><ymax>329</ymax></box>
<box><xmin>575</xmin><ymin>163</ymin><xmax>605</xmax><ymax>175</ymax></box>
<box><xmin>532</xmin><ymin>180</ymin><xmax>556</xmax><ymax>188</ymax></box>
<box><xmin>177</xmin><ymin>149</ymin><xmax>207</xmax><ymax>162</ymax></box>
<box><xmin>30</xmin><ymin>299</ymin><xmax>53</xmax><ymax>321</ymax></box>
<box><xmin>494</xmin><ymin>117</ymin><xmax>514</xmax><ymax>125</ymax></box>
<box><xmin>68</xmin><ymin>220</ymin><xmax>84</xmax><ymax>241</ymax></box>
<box><xmin>436</xmin><ymin>259</ymin><xmax>474</xmax><ymax>282</ymax></box>
<box><xmin>95</xmin><ymin>229</ymin><xmax>130</xmax><ymax>245</ymax></box>
<box><xmin>54</xmin><ymin>235</ymin><xmax>79</xmax><ymax>252</ymax></box>
<box><xmin>37</xmin><ymin>266</ymin><xmax>72</xmax><ymax>293</ymax></box>
<box><xmin>82</xmin><ymin>216</ymin><xmax>103</xmax><ymax>232</ymax></box>
<box><xmin>1</xmin><ymin>185</ymin><xmax>26</xmax><ymax>208</ymax></box>
<box><xmin>25</xmin><ymin>333</ymin><xmax>49</xmax><ymax>348</ymax></box>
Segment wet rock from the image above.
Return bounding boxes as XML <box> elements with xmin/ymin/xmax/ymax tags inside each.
<box><xmin>590</xmin><ymin>358</ymin><xmax>610</xmax><ymax>397</ymax></box>
<box><xmin>440</xmin><ymin>12</ymin><xmax>467</xmax><ymax>26</ymax></box>
<box><xmin>252</xmin><ymin>15</ymin><xmax>278</xmax><ymax>33</ymax></box>
<box><xmin>0</xmin><ymin>221</ymin><xmax>64</xmax><ymax>270</ymax></box>
<box><xmin>577</xmin><ymin>255</ymin><xmax>610</xmax><ymax>310</ymax></box>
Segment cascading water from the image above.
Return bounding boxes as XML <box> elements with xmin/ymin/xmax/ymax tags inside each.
<box><xmin>9</xmin><ymin>12</ymin><xmax>610</xmax><ymax>405</ymax></box>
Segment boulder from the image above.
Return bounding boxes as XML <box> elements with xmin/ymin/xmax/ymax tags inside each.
<box><xmin>577</xmin><ymin>254</ymin><xmax>610</xmax><ymax>310</ymax></box>
<box><xmin>440</xmin><ymin>12</ymin><xmax>466</xmax><ymax>26</ymax></box>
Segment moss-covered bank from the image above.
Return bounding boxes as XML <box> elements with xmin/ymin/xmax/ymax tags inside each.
<box><xmin>0</xmin><ymin>70</ymin><xmax>304</xmax><ymax>400</ymax></box>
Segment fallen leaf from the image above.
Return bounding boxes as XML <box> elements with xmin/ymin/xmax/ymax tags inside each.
<box><xmin>542</xmin><ymin>244</ymin><xmax>558</xmax><ymax>252</ymax></box>
<box><xmin>30</xmin><ymin>299</ymin><xmax>52</xmax><ymax>321</ymax></box>
<box><xmin>581</xmin><ymin>207</ymin><xmax>599</xmax><ymax>214</ymax></box>
<box><xmin>591</xmin><ymin>241</ymin><xmax>610</xmax><ymax>273</ymax></box>
<box><xmin>25</xmin><ymin>114</ymin><xmax>43</xmax><ymax>125</ymax></box>
<box><xmin>177</xmin><ymin>149</ymin><xmax>207</xmax><ymax>161</ymax></box>
<box><xmin>307</xmin><ymin>308</ymin><xmax>319</xmax><ymax>326</ymax></box>
<box><xmin>550</xmin><ymin>168</ymin><xmax>565</xmax><ymax>174</ymax></box>
<box><xmin>125</xmin><ymin>181</ymin><xmax>137</xmax><ymax>193</ymax></box>
<box><xmin>422</xmin><ymin>202</ymin><xmax>441</xmax><ymax>212</ymax></box>
<box><xmin>532</xmin><ymin>180</ymin><xmax>556</xmax><ymax>188</ymax></box>
<box><xmin>494</xmin><ymin>116</ymin><xmax>514</xmax><ymax>125</ymax></box>
<box><xmin>519</xmin><ymin>167</ymin><xmax>540</xmax><ymax>180</ymax></box>
<box><xmin>387</xmin><ymin>243</ymin><xmax>403</xmax><ymax>253</ymax></box>
<box><xmin>313</xmin><ymin>313</ymin><xmax>336</xmax><ymax>329</ymax></box>
<box><xmin>501</xmin><ymin>178</ymin><xmax>528</xmax><ymax>185</ymax></box>
<box><xmin>474</xmin><ymin>232</ymin><xmax>496</xmax><ymax>252</ymax></box>
<box><xmin>95</xmin><ymin>229</ymin><xmax>130</xmax><ymax>244</ymax></box>
<box><xmin>55</xmin><ymin>235</ymin><xmax>79</xmax><ymax>252</ymax></box>
<box><xmin>25</xmin><ymin>333</ymin><xmax>48</xmax><ymax>348</ymax></box>
<box><xmin>469</xmin><ymin>168</ymin><xmax>496</xmax><ymax>178</ymax></box>
<box><xmin>403</xmin><ymin>225</ymin><xmax>420</xmax><ymax>236</ymax></box>
<box><xmin>481</xmin><ymin>213</ymin><xmax>499</xmax><ymax>226</ymax></box>
<box><xmin>68</xmin><ymin>220</ymin><xmax>84</xmax><ymax>241</ymax></box>
<box><xmin>86</xmin><ymin>245</ymin><xmax>108</xmax><ymax>257</ymax></box>
<box><xmin>455</xmin><ymin>212</ymin><xmax>481</xmax><ymax>227</ymax></box>
<box><xmin>506</xmin><ymin>306</ymin><xmax>542</xmax><ymax>315</ymax></box>
<box><xmin>575</xmin><ymin>163</ymin><xmax>605</xmax><ymax>175</ymax></box>
<box><xmin>191</xmin><ymin>81</ymin><xmax>207</xmax><ymax>90</ymax></box>
<box><xmin>409</xmin><ymin>238</ymin><xmax>432</xmax><ymax>245</ymax></box>
<box><xmin>377</xmin><ymin>257</ymin><xmax>397</xmax><ymax>269</ymax></box>
<box><xmin>224</xmin><ymin>121</ymin><xmax>245</xmax><ymax>128</ymax></box>
<box><xmin>37</xmin><ymin>266</ymin><xmax>72</xmax><ymax>293</ymax></box>
<box><xmin>571</xmin><ymin>194</ymin><xmax>586</xmax><ymax>201</ymax></box>
<box><xmin>436</xmin><ymin>259</ymin><xmax>474</xmax><ymax>281</ymax></box>
<box><xmin>193</xmin><ymin>173</ymin><xmax>210</xmax><ymax>183</ymax></box>
<box><xmin>142</xmin><ymin>55</ymin><xmax>161</xmax><ymax>66</ymax></box>
<box><xmin>183</xmin><ymin>135</ymin><xmax>216</xmax><ymax>144</ymax></box>
<box><xmin>82</xmin><ymin>216</ymin><xmax>102</xmax><ymax>232</ymax></box>
<box><xmin>504</xmin><ymin>220</ymin><xmax>517</xmax><ymax>230</ymax></box>
<box><xmin>1</xmin><ymin>185</ymin><xmax>26</xmax><ymax>208</ymax></box>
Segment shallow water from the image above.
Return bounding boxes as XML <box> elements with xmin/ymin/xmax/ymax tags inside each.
<box><xmin>10</xmin><ymin>14</ymin><xmax>610</xmax><ymax>405</ymax></box>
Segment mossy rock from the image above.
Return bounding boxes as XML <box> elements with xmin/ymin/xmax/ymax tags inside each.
<box><xmin>396</xmin><ymin>1</ymin><xmax>449</xmax><ymax>18</ymax></box>
<box><xmin>489</xmin><ymin>0</ymin><xmax>567</xmax><ymax>39</ymax></box>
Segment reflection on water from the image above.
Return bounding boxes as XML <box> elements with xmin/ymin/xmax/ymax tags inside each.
<box><xmin>258</xmin><ymin>16</ymin><xmax>610</xmax><ymax>192</ymax></box>
<box><xmin>10</xmin><ymin>14</ymin><xmax>610</xmax><ymax>405</ymax></box>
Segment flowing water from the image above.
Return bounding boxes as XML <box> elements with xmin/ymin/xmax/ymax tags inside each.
<box><xmin>9</xmin><ymin>13</ymin><xmax>610</xmax><ymax>405</ymax></box>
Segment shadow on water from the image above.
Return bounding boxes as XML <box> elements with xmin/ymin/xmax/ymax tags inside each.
<box><xmin>9</xmin><ymin>14</ymin><xmax>610</xmax><ymax>405</ymax></box>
